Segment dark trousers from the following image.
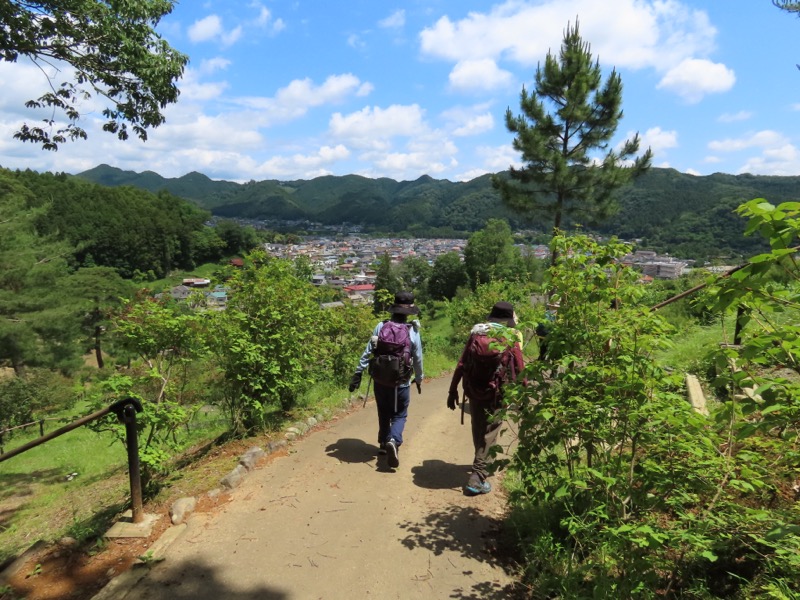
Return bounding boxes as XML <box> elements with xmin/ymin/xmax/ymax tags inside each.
<box><xmin>469</xmin><ymin>396</ymin><xmax>503</xmax><ymax>481</ymax></box>
<box><xmin>374</xmin><ymin>383</ymin><xmax>411</xmax><ymax>447</ymax></box>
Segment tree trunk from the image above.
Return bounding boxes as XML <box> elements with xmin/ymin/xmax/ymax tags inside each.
<box><xmin>94</xmin><ymin>325</ymin><xmax>105</xmax><ymax>369</ymax></box>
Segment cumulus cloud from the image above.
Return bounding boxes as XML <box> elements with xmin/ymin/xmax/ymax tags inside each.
<box><xmin>257</xmin><ymin>144</ymin><xmax>351</xmax><ymax>178</ymax></box>
<box><xmin>708</xmin><ymin>130</ymin><xmax>787</xmax><ymax>153</ymax></box>
<box><xmin>738</xmin><ymin>143</ymin><xmax>800</xmax><ymax>176</ymax></box>
<box><xmin>188</xmin><ymin>15</ymin><xmax>222</xmax><ymax>42</ymax></box>
<box><xmin>639</xmin><ymin>126</ymin><xmax>679</xmax><ymax>156</ymax></box>
<box><xmin>441</xmin><ymin>104</ymin><xmax>495</xmax><ymax>137</ymax></box>
<box><xmin>188</xmin><ymin>15</ymin><xmax>243</xmax><ymax>47</ymax></box>
<box><xmin>477</xmin><ymin>144</ymin><xmax>524</xmax><ymax>173</ymax></box>
<box><xmin>380</xmin><ymin>10</ymin><xmax>406</xmax><ymax>29</ymax></box>
<box><xmin>329</xmin><ymin>104</ymin><xmax>428</xmax><ymax>149</ymax></box>
<box><xmin>234</xmin><ymin>74</ymin><xmax>373</xmax><ymax>127</ymax></box>
<box><xmin>706</xmin><ymin>130</ymin><xmax>800</xmax><ymax>176</ymax></box>
<box><xmin>449</xmin><ymin>59</ymin><xmax>514</xmax><ymax>93</ymax></box>
<box><xmin>657</xmin><ymin>58</ymin><xmax>735</xmax><ymax>103</ymax></box>
<box><xmin>419</xmin><ymin>0</ymin><xmax>728</xmax><ymax>102</ymax></box>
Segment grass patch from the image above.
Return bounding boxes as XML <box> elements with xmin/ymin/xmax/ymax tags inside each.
<box><xmin>0</xmin><ymin>401</ymin><xmax>229</xmax><ymax>564</ymax></box>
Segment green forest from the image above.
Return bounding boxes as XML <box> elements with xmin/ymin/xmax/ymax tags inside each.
<box><xmin>77</xmin><ymin>163</ymin><xmax>800</xmax><ymax>262</ymax></box>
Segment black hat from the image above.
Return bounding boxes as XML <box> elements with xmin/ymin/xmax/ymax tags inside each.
<box><xmin>487</xmin><ymin>301</ymin><xmax>515</xmax><ymax>327</ymax></box>
<box><xmin>389</xmin><ymin>290</ymin><xmax>420</xmax><ymax>315</ymax></box>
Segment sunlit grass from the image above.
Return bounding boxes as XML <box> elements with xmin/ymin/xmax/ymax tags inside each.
<box><xmin>0</xmin><ymin>400</ymin><xmax>228</xmax><ymax>563</ymax></box>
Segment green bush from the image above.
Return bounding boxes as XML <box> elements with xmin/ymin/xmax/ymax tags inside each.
<box><xmin>503</xmin><ymin>225</ymin><xmax>800</xmax><ymax>597</ymax></box>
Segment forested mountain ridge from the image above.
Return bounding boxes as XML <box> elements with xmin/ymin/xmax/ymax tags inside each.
<box><xmin>77</xmin><ymin>164</ymin><xmax>800</xmax><ymax>260</ymax></box>
<box><xmin>1</xmin><ymin>168</ymin><xmax>251</xmax><ymax>280</ymax></box>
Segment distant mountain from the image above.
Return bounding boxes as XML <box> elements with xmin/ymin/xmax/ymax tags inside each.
<box><xmin>77</xmin><ymin>164</ymin><xmax>241</xmax><ymax>209</ymax></box>
<box><xmin>76</xmin><ymin>164</ymin><xmax>800</xmax><ymax>261</ymax></box>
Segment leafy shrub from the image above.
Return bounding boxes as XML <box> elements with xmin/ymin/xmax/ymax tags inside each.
<box><xmin>503</xmin><ymin>225</ymin><xmax>800</xmax><ymax>597</ymax></box>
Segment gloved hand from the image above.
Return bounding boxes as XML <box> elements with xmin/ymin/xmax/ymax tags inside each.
<box><xmin>447</xmin><ymin>390</ymin><xmax>460</xmax><ymax>411</ymax></box>
<box><xmin>349</xmin><ymin>371</ymin><xmax>362</xmax><ymax>393</ymax></box>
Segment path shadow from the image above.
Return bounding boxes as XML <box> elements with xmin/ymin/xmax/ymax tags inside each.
<box><xmin>411</xmin><ymin>459</ymin><xmax>471</xmax><ymax>490</ymax></box>
<box><xmin>398</xmin><ymin>505</ymin><xmax>524</xmax><ymax>600</ymax></box>
<box><xmin>13</xmin><ymin>557</ymin><xmax>289</xmax><ymax>600</ymax></box>
<box><xmin>324</xmin><ymin>438</ymin><xmax>378</xmax><ymax>464</ymax></box>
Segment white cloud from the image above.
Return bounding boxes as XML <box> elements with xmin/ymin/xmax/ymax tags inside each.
<box><xmin>178</xmin><ymin>76</ymin><xmax>229</xmax><ymax>102</ymax></box>
<box><xmin>221</xmin><ymin>26</ymin><xmax>243</xmax><ymax>47</ymax></box>
<box><xmin>234</xmin><ymin>74</ymin><xmax>373</xmax><ymax>127</ymax></box>
<box><xmin>419</xmin><ymin>1</ymin><xmax>727</xmax><ymax>101</ymax></box>
<box><xmin>657</xmin><ymin>58</ymin><xmax>735</xmax><ymax>103</ymax></box>
<box><xmin>718</xmin><ymin>110</ymin><xmax>752</xmax><ymax>123</ymax></box>
<box><xmin>453</xmin><ymin>113</ymin><xmax>494</xmax><ymax>137</ymax></box>
<box><xmin>380</xmin><ymin>10</ymin><xmax>405</xmax><ymax>29</ymax></box>
<box><xmin>347</xmin><ymin>34</ymin><xmax>365</xmax><ymax>49</ymax></box>
<box><xmin>639</xmin><ymin>127</ymin><xmax>679</xmax><ymax>156</ymax></box>
<box><xmin>476</xmin><ymin>144</ymin><xmax>524</xmax><ymax>173</ymax></box>
<box><xmin>449</xmin><ymin>59</ymin><xmax>514</xmax><ymax>93</ymax></box>
<box><xmin>441</xmin><ymin>104</ymin><xmax>495</xmax><ymax>137</ymax></box>
<box><xmin>257</xmin><ymin>145</ymin><xmax>351</xmax><ymax>178</ymax></box>
<box><xmin>706</xmin><ymin>130</ymin><xmax>800</xmax><ymax>176</ymax></box>
<box><xmin>198</xmin><ymin>58</ymin><xmax>231</xmax><ymax>74</ymax></box>
<box><xmin>708</xmin><ymin>130</ymin><xmax>787</xmax><ymax>153</ymax></box>
<box><xmin>329</xmin><ymin>104</ymin><xmax>428</xmax><ymax>149</ymax></box>
<box><xmin>419</xmin><ymin>1</ymin><xmax>717</xmax><ymax>67</ymax></box>
<box><xmin>188</xmin><ymin>15</ymin><xmax>223</xmax><ymax>43</ymax></box>
<box><xmin>252</xmin><ymin>4</ymin><xmax>286</xmax><ymax>34</ymax></box>
<box><xmin>738</xmin><ymin>144</ymin><xmax>800</xmax><ymax>176</ymax></box>
<box><xmin>188</xmin><ymin>15</ymin><xmax>242</xmax><ymax>47</ymax></box>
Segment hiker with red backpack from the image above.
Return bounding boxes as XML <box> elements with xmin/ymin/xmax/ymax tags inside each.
<box><xmin>349</xmin><ymin>291</ymin><xmax>424</xmax><ymax>470</ymax></box>
<box><xmin>448</xmin><ymin>301</ymin><xmax>524</xmax><ymax>495</ymax></box>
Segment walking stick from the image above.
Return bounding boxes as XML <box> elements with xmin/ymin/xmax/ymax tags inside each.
<box><xmin>362</xmin><ymin>375</ymin><xmax>373</xmax><ymax>408</ymax></box>
<box><xmin>460</xmin><ymin>391</ymin><xmax>465</xmax><ymax>425</ymax></box>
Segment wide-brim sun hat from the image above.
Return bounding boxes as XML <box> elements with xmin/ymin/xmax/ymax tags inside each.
<box><xmin>487</xmin><ymin>301</ymin><xmax>515</xmax><ymax>327</ymax></box>
<box><xmin>389</xmin><ymin>290</ymin><xmax>420</xmax><ymax>315</ymax></box>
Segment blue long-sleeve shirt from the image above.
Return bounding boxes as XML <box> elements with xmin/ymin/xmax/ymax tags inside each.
<box><xmin>356</xmin><ymin>319</ymin><xmax>423</xmax><ymax>387</ymax></box>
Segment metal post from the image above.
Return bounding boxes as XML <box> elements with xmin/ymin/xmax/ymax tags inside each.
<box><xmin>733</xmin><ymin>305</ymin><xmax>744</xmax><ymax>346</ymax></box>
<box><xmin>121</xmin><ymin>404</ymin><xmax>144</xmax><ymax>524</ymax></box>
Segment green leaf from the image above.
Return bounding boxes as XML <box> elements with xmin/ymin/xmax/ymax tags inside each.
<box><xmin>700</xmin><ymin>550</ymin><xmax>718</xmax><ymax>562</ymax></box>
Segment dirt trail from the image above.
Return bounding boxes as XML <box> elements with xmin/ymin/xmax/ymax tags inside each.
<box><xmin>111</xmin><ymin>375</ymin><xmax>520</xmax><ymax>600</ymax></box>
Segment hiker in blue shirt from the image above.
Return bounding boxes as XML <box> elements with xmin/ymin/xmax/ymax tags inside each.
<box><xmin>349</xmin><ymin>291</ymin><xmax>424</xmax><ymax>469</ymax></box>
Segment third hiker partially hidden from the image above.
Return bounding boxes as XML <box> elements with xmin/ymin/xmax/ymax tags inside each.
<box><xmin>448</xmin><ymin>301</ymin><xmax>524</xmax><ymax>495</ymax></box>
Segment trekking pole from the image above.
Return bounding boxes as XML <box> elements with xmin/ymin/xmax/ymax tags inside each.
<box><xmin>460</xmin><ymin>391</ymin><xmax>465</xmax><ymax>425</ymax></box>
<box><xmin>362</xmin><ymin>376</ymin><xmax>373</xmax><ymax>408</ymax></box>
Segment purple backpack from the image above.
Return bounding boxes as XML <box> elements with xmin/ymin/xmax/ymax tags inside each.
<box><xmin>369</xmin><ymin>320</ymin><xmax>412</xmax><ymax>387</ymax></box>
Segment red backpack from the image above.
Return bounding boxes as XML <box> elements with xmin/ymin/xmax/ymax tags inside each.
<box><xmin>462</xmin><ymin>329</ymin><xmax>516</xmax><ymax>404</ymax></box>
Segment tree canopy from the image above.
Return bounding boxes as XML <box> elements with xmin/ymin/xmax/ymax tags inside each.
<box><xmin>493</xmin><ymin>20</ymin><xmax>652</xmax><ymax>263</ymax></box>
<box><xmin>0</xmin><ymin>0</ymin><xmax>188</xmax><ymax>149</ymax></box>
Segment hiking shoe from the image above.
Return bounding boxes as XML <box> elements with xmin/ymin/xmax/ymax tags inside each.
<box><xmin>378</xmin><ymin>442</ymin><xmax>387</xmax><ymax>455</ymax></box>
<box><xmin>386</xmin><ymin>440</ymin><xmax>399</xmax><ymax>468</ymax></box>
<box><xmin>464</xmin><ymin>476</ymin><xmax>491</xmax><ymax>496</ymax></box>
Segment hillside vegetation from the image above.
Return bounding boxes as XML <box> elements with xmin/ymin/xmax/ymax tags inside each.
<box><xmin>77</xmin><ymin>164</ymin><xmax>800</xmax><ymax>262</ymax></box>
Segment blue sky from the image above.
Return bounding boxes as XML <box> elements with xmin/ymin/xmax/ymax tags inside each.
<box><xmin>0</xmin><ymin>0</ymin><xmax>799</xmax><ymax>183</ymax></box>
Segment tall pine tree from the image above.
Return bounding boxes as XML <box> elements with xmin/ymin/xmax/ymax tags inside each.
<box><xmin>493</xmin><ymin>20</ymin><xmax>652</xmax><ymax>265</ymax></box>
